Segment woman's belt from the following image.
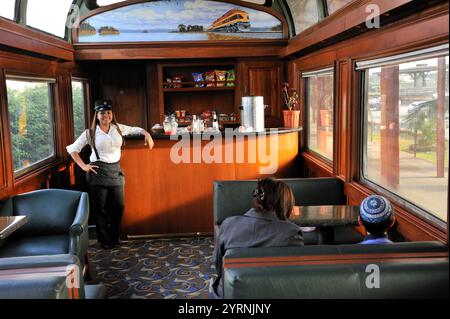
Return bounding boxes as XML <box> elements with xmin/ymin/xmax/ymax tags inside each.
<box><xmin>86</xmin><ymin>161</ymin><xmax>124</xmax><ymax>186</ymax></box>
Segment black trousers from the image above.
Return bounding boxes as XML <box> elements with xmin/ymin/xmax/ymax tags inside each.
<box><xmin>90</xmin><ymin>185</ymin><xmax>125</xmax><ymax>245</ymax></box>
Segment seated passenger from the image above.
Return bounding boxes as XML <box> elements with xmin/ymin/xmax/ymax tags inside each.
<box><xmin>358</xmin><ymin>195</ymin><xmax>395</xmax><ymax>245</ymax></box>
<box><xmin>210</xmin><ymin>177</ymin><xmax>304</xmax><ymax>298</ymax></box>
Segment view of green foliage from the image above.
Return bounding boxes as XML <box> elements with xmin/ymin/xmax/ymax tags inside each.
<box><xmin>72</xmin><ymin>82</ymin><xmax>86</xmax><ymax>139</ymax></box>
<box><xmin>6</xmin><ymin>82</ymin><xmax>55</xmax><ymax>172</ymax></box>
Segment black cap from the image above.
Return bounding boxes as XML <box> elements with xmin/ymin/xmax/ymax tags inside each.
<box><xmin>94</xmin><ymin>99</ymin><xmax>113</xmax><ymax>112</ymax></box>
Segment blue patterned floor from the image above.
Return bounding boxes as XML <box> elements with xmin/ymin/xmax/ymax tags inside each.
<box><xmin>87</xmin><ymin>236</ymin><xmax>216</xmax><ymax>299</ymax></box>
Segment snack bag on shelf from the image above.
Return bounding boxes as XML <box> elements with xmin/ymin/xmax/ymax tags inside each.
<box><xmin>192</xmin><ymin>72</ymin><xmax>204</xmax><ymax>87</ymax></box>
<box><xmin>204</xmin><ymin>71</ymin><xmax>216</xmax><ymax>87</ymax></box>
<box><xmin>215</xmin><ymin>70</ymin><xmax>227</xmax><ymax>87</ymax></box>
<box><xmin>226</xmin><ymin>70</ymin><xmax>235</xmax><ymax>87</ymax></box>
<box><xmin>172</xmin><ymin>76</ymin><xmax>182</xmax><ymax>88</ymax></box>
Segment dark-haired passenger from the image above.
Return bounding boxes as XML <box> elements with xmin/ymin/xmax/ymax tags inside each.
<box><xmin>358</xmin><ymin>195</ymin><xmax>396</xmax><ymax>245</ymax></box>
<box><xmin>210</xmin><ymin>177</ymin><xmax>304</xmax><ymax>298</ymax></box>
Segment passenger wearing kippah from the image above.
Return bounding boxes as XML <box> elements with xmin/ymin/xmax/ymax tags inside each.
<box><xmin>358</xmin><ymin>195</ymin><xmax>395</xmax><ymax>245</ymax></box>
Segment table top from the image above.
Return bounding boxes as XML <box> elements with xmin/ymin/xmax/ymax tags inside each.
<box><xmin>0</xmin><ymin>216</ymin><xmax>28</xmax><ymax>240</ymax></box>
<box><xmin>289</xmin><ymin>205</ymin><xmax>360</xmax><ymax>227</ymax></box>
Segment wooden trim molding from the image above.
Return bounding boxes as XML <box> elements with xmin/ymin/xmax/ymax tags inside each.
<box><xmin>302</xmin><ymin>151</ymin><xmax>333</xmax><ymax>177</ymax></box>
<box><xmin>74</xmin><ymin>40</ymin><xmax>287</xmax><ymax>60</ymax></box>
<box><xmin>0</xmin><ymin>17</ymin><xmax>74</xmax><ymax>61</ymax></box>
<box><xmin>224</xmin><ymin>251</ymin><xmax>449</xmax><ymax>269</ymax></box>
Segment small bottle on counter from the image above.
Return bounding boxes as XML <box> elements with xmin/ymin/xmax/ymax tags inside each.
<box><xmin>212</xmin><ymin>111</ymin><xmax>219</xmax><ymax>132</ymax></box>
<box><xmin>192</xmin><ymin>115</ymin><xmax>199</xmax><ymax>133</ymax></box>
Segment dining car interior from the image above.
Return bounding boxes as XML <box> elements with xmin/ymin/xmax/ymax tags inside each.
<box><xmin>0</xmin><ymin>0</ymin><xmax>448</xmax><ymax>304</ymax></box>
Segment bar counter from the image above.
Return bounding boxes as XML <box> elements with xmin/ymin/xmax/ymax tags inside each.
<box><xmin>121</xmin><ymin>127</ymin><xmax>302</xmax><ymax>237</ymax></box>
<box><xmin>125</xmin><ymin>127</ymin><xmax>303</xmax><ymax>140</ymax></box>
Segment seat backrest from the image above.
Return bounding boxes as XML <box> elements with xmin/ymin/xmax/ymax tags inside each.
<box><xmin>223</xmin><ymin>241</ymin><xmax>449</xmax><ymax>299</ymax></box>
<box><xmin>213</xmin><ymin>177</ymin><xmax>346</xmax><ymax>227</ymax></box>
<box><xmin>10</xmin><ymin>189</ymin><xmax>84</xmax><ymax>236</ymax></box>
<box><xmin>0</xmin><ymin>254</ymin><xmax>85</xmax><ymax>299</ymax></box>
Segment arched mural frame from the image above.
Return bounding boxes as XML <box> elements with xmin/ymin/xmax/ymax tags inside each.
<box><xmin>72</xmin><ymin>0</ymin><xmax>288</xmax><ymax>43</ymax></box>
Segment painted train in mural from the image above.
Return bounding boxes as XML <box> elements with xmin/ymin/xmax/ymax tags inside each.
<box><xmin>207</xmin><ymin>9</ymin><xmax>250</xmax><ymax>32</ymax></box>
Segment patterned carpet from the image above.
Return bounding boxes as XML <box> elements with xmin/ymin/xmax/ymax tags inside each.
<box><xmin>87</xmin><ymin>236</ymin><xmax>216</xmax><ymax>299</ymax></box>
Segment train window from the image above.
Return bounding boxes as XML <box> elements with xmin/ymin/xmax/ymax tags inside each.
<box><xmin>285</xmin><ymin>0</ymin><xmax>320</xmax><ymax>34</ymax></box>
<box><xmin>358</xmin><ymin>44</ymin><xmax>449</xmax><ymax>223</ymax></box>
<box><xmin>96</xmin><ymin>0</ymin><xmax>124</xmax><ymax>6</ymax></box>
<box><xmin>0</xmin><ymin>0</ymin><xmax>15</xmax><ymax>20</ymax></box>
<box><xmin>5</xmin><ymin>77</ymin><xmax>56</xmax><ymax>175</ymax></box>
<box><xmin>326</xmin><ymin>0</ymin><xmax>353</xmax><ymax>15</ymax></box>
<box><xmin>26</xmin><ymin>0</ymin><xmax>73</xmax><ymax>38</ymax></box>
<box><xmin>303</xmin><ymin>67</ymin><xmax>335</xmax><ymax>161</ymax></box>
<box><xmin>71</xmin><ymin>80</ymin><xmax>88</xmax><ymax>139</ymax></box>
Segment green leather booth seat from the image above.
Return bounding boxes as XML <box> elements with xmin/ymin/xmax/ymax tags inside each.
<box><xmin>213</xmin><ymin>178</ymin><xmax>363</xmax><ymax>245</ymax></box>
<box><xmin>0</xmin><ymin>254</ymin><xmax>106</xmax><ymax>299</ymax></box>
<box><xmin>0</xmin><ymin>189</ymin><xmax>89</xmax><ymax>266</ymax></box>
<box><xmin>222</xmin><ymin>241</ymin><xmax>449</xmax><ymax>299</ymax></box>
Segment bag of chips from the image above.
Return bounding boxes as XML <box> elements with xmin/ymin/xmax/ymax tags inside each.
<box><xmin>226</xmin><ymin>70</ymin><xmax>235</xmax><ymax>87</ymax></box>
<box><xmin>172</xmin><ymin>76</ymin><xmax>182</xmax><ymax>88</ymax></box>
<box><xmin>215</xmin><ymin>70</ymin><xmax>227</xmax><ymax>87</ymax></box>
<box><xmin>192</xmin><ymin>72</ymin><xmax>204</xmax><ymax>87</ymax></box>
<box><xmin>204</xmin><ymin>71</ymin><xmax>216</xmax><ymax>87</ymax></box>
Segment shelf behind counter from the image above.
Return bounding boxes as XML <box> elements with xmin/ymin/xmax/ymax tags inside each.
<box><xmin>120</xmin><ymin>128</ymin><xmax>302</xmax><ymax>237</ymax></box>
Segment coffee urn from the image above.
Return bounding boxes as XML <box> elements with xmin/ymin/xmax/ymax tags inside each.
<box><xmin>240</xmin><ymin>96</ymin><xmax>265</xmax><ymax>132</ymax></box>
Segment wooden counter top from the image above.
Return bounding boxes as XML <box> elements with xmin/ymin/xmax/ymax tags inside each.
<box><xmin>125</xmin><ymin>127</ymin><xmax>302</xmax><ymax>141</ymax></box>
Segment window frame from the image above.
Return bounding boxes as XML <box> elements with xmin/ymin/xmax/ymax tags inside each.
<box><xmin>357</xmin><ymin>46</ymin><xmax>449</xmax><ymax>229</ymax></box>
<box><xmin>303</xmin><ymin>66</ymin><xmax>336</xmax><ymax>164</ymax></box>
<box><xmin>5</xmin><ymin>75</ymin><xmax>58</xmax><ymax>179</ymax></box>
<box><xmin>70</xmin><ymin>77</ymin><xmax>90</xmax><ymax>140</ymax></box>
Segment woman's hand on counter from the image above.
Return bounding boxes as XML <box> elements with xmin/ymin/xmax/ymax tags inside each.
<box><xmin>143</xmin><ymin>130</ymin><xmax>154</xmax><ymax>149</ymax></box>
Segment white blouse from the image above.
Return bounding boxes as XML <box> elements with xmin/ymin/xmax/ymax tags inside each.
<box><xmin>66</xmin><ymin>124</ymin><xmax>143</xmax><ymax>163</ymax></box>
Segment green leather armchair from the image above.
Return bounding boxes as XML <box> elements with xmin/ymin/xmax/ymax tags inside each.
<box><xmin>0</xmin><ymin>189</ymin><xmax>89</xmax><ymax>266</ymax></box>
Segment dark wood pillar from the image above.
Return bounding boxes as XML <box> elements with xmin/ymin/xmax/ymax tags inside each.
<box><xmin>380</xmin><ymin>66</ymin><xmax>400</xmax><ymax>188</ymax></box>
<box><xmin>436</xmin><ymin>57</ymin><xmax>446</xmax><ymax>178</ymax></box>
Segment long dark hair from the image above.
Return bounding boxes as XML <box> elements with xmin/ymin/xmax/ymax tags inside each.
<box><xmin>87</xmin><ymin>110</ymin><xmax>124</xmax><ymax>150</ymax></box>
<box><xmin>253</xmin><ymin>177</ymin><xmax>295</xmax><ymax>220</ymax></box>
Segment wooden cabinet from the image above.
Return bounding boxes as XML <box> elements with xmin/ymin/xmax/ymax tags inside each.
<box><xmin>149</xmin><ymin>59</ymin><xmax>284</xmax><ymax>128</ymax></box>
<box><xmin>151</xmin><ymin>61</ymin><xmax>240</xmax><ymax>126</ymax></box>
<box><xmin>239</xmin><ymin>59</ymin><xmax>283</xmax><ymax>127</ymax></box>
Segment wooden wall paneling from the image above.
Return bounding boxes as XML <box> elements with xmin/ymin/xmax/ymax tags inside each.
<box><xmin>335</xmin><ymin>59</ymin><xmax>351</xmax><ymax>181</ymax></box>
<box><xmin>146</xmin><ymin>63</ymin><xmax>161</xmax><ymax>127</ymax></box>
<box><xmin>0</xmin><ymin>18</ymin><xmax>74</xmax><ymax>61</ymax></box>
<box><xmin>0</xmin><ymin>49</ymin><xmax>79</xmax><ymax>200</ymax></box>
<box><xmin>96</xmin><ymin>62</ymin><xmax>147</xmax><ymax>128</ymax></box>
<box><xmin>74</xmin><ymin>42</ymin><xmax>286</xmax><ymax>61</ymax></box>
<box><xmin>240</xmin><ymin>59</ymin><xmax>283</xmax><ymax>127</ymax></box>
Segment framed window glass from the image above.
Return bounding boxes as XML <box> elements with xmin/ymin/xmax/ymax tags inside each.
<box><xmin>71</xmin><ymin>80</ymin><xmax>88</xmax><ymax>139</ymax></box>
<box><xmin>0</xmin><ymin>0</ymin><xmax>15</xmax><ymax>20</ymax></box>
<box><xmin>26</xmin><ymin>0</ymin><xmax>73</xmax><ymax>38</ymax></box>
<box><xmin>285</xmin><ymin>0</ymin><xmax>319</xmax><ymax>34</ymax></box>
<box><xmin>326</xmin><ymin>0</ymin><xmax>353</xmax><ymax>15</ymax></box>
<box><xmin>304</xmin><ymin>68</ymin><xmax>334</xmax><ymax>161</ymax></box>
<box><xmin>359</xmin><ymin>46</ymin><xmax>449</xmax><ymax>223</ymax></box>
<box><xmin>6</xmin><ymin>77</ymin><xmax>56</xmax><ymax>174</ymax></box>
